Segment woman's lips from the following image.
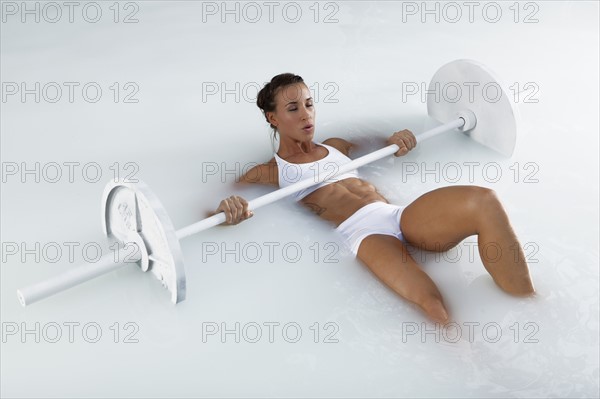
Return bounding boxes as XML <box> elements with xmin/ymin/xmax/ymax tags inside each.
<box><xmin>303</xmin><ymin>125</ymin><xmax>314</xmax><ymax>132</ymax></box>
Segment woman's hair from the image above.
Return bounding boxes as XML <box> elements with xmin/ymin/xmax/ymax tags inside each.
<box><xmin>256</xmin><ymin>73</ymin><xmax>305</xmax><ymax>144</ymax></box>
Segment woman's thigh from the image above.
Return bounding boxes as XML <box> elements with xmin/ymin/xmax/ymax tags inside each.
<box><xmin>356</xmin><ymin>234</ymin><xmax>445</xmax><ymax>311</ymax></box>
<box><xmin>400</xmin><ymin>185</ymin><xmax>494</xmax><ymax>251</ymax></box>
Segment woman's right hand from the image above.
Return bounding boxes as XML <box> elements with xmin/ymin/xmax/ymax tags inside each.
<box><xmin>211</xmin><ymin>195</ymin><xmax>254</xmax><ymax>225</ymax></box>
<box><xmin>387</xmin><ymin>129</ymin><xmax>417</xmax><ymax>156</ymax></box>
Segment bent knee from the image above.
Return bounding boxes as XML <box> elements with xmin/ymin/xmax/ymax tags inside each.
<box><xmin>465</xmin><ymin>186</ymin><xmax>502</xmax><ymax>214</ymax></box>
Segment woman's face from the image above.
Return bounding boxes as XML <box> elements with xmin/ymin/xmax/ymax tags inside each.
<box><xmin>267</xmin><ymin>83</ymin><xmax>315</xmax><ymax>142</ymax></box>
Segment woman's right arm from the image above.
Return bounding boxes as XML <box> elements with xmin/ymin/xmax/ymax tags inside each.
<box><xmin>211</xmin><ymin>158</ymin><xmax>278</xmax><ymax>225</ymax></box>
<box><xmin>237</xmin><ymin>158</ymin><xmax>279</xmax><ymax>186</ymax></box>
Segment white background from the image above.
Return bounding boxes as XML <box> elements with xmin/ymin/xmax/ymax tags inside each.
<box><xmin>1</xmin><ymin>1</ymin><xmax>599</xmax><ymax>397</ymax></box>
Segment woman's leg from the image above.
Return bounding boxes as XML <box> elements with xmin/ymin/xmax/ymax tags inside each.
<box><xmin>399</xmin><ymin>185</ymin><xmax>535</xmax><ymax>296</ymax></box>
<box><xmin>357</xmin><ymin>234</ymin><xmax>450</xmax><ymax>324</ymax></box>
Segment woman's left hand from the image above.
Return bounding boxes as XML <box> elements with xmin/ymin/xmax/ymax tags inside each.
<box><xmin>387</xmin><ymin>129</ymin><xmax>417</xmax><ymax>156</ymax></box>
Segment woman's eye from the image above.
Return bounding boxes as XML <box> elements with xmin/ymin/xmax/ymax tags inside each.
<box><xmin>288</xmin><ymin>104</ymin><xmax>312</xmax><ymax>111</ymax></box>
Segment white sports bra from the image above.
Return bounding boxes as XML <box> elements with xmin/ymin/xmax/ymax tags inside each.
<box><xmin>273</xmin><ymin>142</ymin><xmax>359</xmax><ymax>201</ymax></box>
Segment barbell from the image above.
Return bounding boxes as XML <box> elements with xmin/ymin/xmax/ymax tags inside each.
<box><xmin>16</xmin><ymin>59</ymin><xmax>518</xmax><ymax>306</ymax></box>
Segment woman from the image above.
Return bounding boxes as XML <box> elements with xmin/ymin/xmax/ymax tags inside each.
<box><xmin>213</xmin><ymin>73</ymin><xmax>535</xmax><ymax>324</ymax></box>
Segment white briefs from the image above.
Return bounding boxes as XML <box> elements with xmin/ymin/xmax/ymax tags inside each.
<box><xmin>335</xmin><ymin>201</ymin><xmax>407</xmax><ymax>257</ymax></box>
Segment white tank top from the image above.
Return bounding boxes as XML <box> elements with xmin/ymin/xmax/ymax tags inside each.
<box><xmin>273</xmin><ymin>142</ymin><xmax>359</xmax><ymax>201</ymax></box>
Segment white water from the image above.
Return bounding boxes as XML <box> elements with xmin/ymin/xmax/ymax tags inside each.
<box><xmin>1</xmin><ymin>1</ymin><xmax>598</xmax><ymax>397</ymax></box>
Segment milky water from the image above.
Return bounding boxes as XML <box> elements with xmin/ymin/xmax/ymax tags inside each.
<box><xmin>1</xmin><ymin>1</ymin><xmax>598</xmax><ymax>397</ymax></box>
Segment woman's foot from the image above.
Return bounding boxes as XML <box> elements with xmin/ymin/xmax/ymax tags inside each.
<box><xmin>420</xmin><ymin>297</ymin><xmax>450</xmax><ymax>325</ymax></box>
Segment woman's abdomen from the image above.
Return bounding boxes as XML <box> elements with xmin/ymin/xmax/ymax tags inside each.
<box><xmin>300</xmin><ymin>178</ymin><xmax>388</xmax><ymax>226</ymax></box>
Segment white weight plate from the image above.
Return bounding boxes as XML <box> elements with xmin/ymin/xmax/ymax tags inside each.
<box><xmin>101</xmin><ymin>179</ymin><xmax>186</xmax><ymax>304</ymax></box>
<box><xmin>427</xmin><ymin>59</ymin><xmax>518</xmax><ymax>157</ymax></box>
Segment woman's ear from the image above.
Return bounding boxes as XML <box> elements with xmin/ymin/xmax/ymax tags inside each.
<box><xmin>266</xmin><ymin>111</ymin><xmax>277</xmax><ymax>128</ymax></box>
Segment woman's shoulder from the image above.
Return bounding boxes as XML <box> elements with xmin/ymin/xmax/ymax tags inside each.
<box><xmin>237</xmin><ymin>157</ymin><xmax>278</xmax><ymax>186</ymax></box>
<box><xmin>321</xmin><ymin>137</ymin><xmax>353</xmax><ymax>156</ymax></box>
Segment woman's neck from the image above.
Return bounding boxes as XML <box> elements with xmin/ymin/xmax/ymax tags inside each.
<box><xmin>276</xmin><ymin>137</ymin><xmax>318</xmax><ymax>158</ymax></box>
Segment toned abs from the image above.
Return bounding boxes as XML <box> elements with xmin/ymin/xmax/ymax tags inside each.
<box><xmin>300</xmin><ymin>178</ymin><xmax>388</xmax><ymax>226</ymax></box>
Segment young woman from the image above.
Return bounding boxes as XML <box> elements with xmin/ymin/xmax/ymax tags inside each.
<box><xmin>212</xmin><ymin>73</ymin><xmax>535</xmax><ymax>324</ymax></box>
